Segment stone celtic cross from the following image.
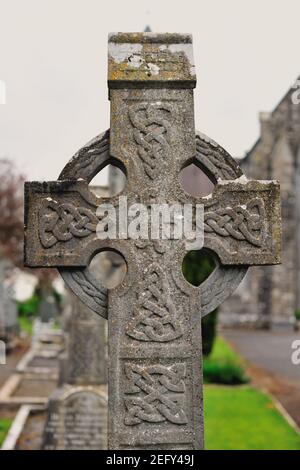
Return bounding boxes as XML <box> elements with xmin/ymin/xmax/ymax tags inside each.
<box><xmin>24</xmin><ymin>33</ymin><xmax>281</xmax><ymax>450</ymax></box>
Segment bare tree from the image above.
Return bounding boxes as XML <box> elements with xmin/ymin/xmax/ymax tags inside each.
<box><xmin>0</xmin><ymin>159</ymin><xmax>24</xmax><ymax>265</ymax></box>
<box><xmin>0</xmin><ymin>158</ymin><xmax>57</xmax><ymax>286</ymax></box>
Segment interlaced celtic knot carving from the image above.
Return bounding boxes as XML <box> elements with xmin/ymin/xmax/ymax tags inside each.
<box><xmin>70</xmin><ymin>271</ymin><xmax>107</xmax><ymax>309</ymax></box>
<box><xmin>124</xmin><ymin>363</ymin><xmax>188</xmax><ymax>425</ymax></box>
<box><xmin>126</xmin><ymin>263</ymin><xmax>183</xmax><ymax>342</ymax></box>
<box><xmin>128</xmin><ymin>103</ymin><xmax>172</xmax><ymax>179</ymax></box>
<box><xmin>204</xmin><ymin>198</ymin><xmax>266</xmax><ymax>247</ymax></box>
<box><xmin>134</xmin><ymin>239</ymin><xmax>166</xmax><ymax>254</ymax></box>
<box><xmin>39</xmin><ymin>199</ymin><xmax>99</xmax><ymax>248</ymax></box>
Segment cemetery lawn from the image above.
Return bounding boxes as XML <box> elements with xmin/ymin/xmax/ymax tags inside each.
<box><xmin>207</xmin><ymin>335</ymin><xmax>241</xmax><ymax>363</ymax></box>
<box><xmin>204</xmin><ymin>337</ymin><xmax>300</xmax><ymax>449</ymax></box>
<box><xmin>18</xmin><ymin>316</ymin><xmax>33</xmax><ymax>335</ymax></box>
<box><xmin>0</xmin><ymin>419</ymin><xmax>12</xmax><ymax>446</ymax></box>
<box><xmin>203</xmin><ymin>336</ymin><xmax>248</xmax><ymax>384</ymax></box>
<box><xmin>204</xmin><ymin>384</ymin><xmax>300</xmax><ymax>450</ymax></box>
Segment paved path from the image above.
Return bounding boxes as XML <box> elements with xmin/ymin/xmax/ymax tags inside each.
<box><xmin>223</xmin><ymin>328</ymin><xmax>300</xmax><ymax>383</ymax></box>
<box><xmin>223</xmin><ymin>328</ymin><xmax>300</xmax><ymax>427</ymax></box>
<box><xmin>0</xmin><ymin>341</ymin><xmax>29</xmax><ymax>388</ymax></box>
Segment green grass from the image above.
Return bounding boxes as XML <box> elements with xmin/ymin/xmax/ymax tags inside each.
<box><xmin>204</xmin><ymin>385</ymin><xmax>300</xmax><ymax>450</ymax></box>
<box><xmin>203</xmin><ymin>337</ymin><xmax>300</xmax><ymax>449</ymax></box>
<box><xmin>208</xmin><ymin>336</ymin><xmax>241</xmax><ymax>363</ymax></box>
<box><xmin>0</xmin><ymin>419</ymin><xmax>12</xmax><ymax>446</ymax></box>
<box><xmin>203</xmin><ymin>336</ymin><xmax>248</xmax><ymax>384</ymax></box>
<box><xmin>18</xmin><ymin>316</ymin><xmax>33</xmax><ymax>335</ymax></box>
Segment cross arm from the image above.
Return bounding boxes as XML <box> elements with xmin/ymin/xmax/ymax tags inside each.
<box><xmin>24</xmin><ymin>180</ymin><xmax>109</xmax><ymax>267</ymax></box>
<box><xmin>202</xmin><ymin>178</ymin><xmax>281</xmax><ymax>266</ymax></box>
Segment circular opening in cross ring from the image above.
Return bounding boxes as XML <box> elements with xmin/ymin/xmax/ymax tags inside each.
<box><xmin>179</xmin><ymin>158</ymin><xmax>215</xmax><ymax>197</ymax></box>
<box><xmin>182</xmin><ymin>248</ymin><xmax>216</xmax><ymax>287</ymax></box>
<box><xmin>89</xmin><ymin>161</ymin><xmax>127</xmax><ymax>197</ymax></box>
<box><xmin>89</xmin><ymin>250</ymin><xmax>127</xmax><ymax>289</ymax></box>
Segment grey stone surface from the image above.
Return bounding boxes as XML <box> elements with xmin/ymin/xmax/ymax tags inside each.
<box><xmin>42</xmin><ymin>386</ymin><xmax>107</xmax><ymax>450</ymax></box>
<box><xmin>42</xmin><ymin>293</ymin><xmax>108</xmax><ymax>450</ymax></box>
<box><xmin>0</xmin><ymin>259</ymin><xmax>18</xmax><ymax>343</ymax></box>
<box><xmin>24</xmin><ymin>32</ymin><xmax>282</xmax><ymax>450</ymax></box>
<box><xmin>38</xmin><ymin>288</ymin><xmax>59</xmax><ymax>323</ymax></box>
<box><xmin>64</xmin><ymin>295</ymin><xmax>107</xmax><ymax>385</ymax></box>
<box><xmin>221</xmin><ymin>78</ymin><xmax>300</xmax><ymax>328</ymax></box>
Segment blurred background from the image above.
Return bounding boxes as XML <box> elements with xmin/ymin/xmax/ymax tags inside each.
<box><xmin>0</xmin><ymin>0</ymin><xmax>300</xmax><ymax>450</ymax></box>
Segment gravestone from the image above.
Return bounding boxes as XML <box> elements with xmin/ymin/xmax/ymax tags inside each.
<box><xmin>24</xmin><ymin>32</ymin><xmax>281</xmax><ymax>450</ymax></box>
<box><xmin>42</xmin><ymin>386</ymin><xmax>107</xmax><ymax>450</ymax></box>
<box><xmin>0</xmin><ymin>259</ymin><xmax>18</xmax><ymax>348</ymax></box>
<box><xmin>42</xmin><ymin>294</ymin><xmax>107</xmax><ymax>449</ymax></box>
<box><xmin>38</xmin><ymin>286</ymin><xmax>59</xmax><ymax>323</ymax></box>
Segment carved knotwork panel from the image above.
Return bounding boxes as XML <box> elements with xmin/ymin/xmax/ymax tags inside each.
<box><xmin>126</xmin><ymin>263</ymin><xmax>183</xmax><ymax>343</ymax></box>
<box><xmin>123</xmin><ymin>362</ymin><xmax>188</xmax><ymax>426</ymax></box>
<box><xmin>39</xmin><ymin>199</ymin><xmax>99</xmax><ymax>248</ymax></box>
<box><xmin>129</xmin><ymin>103</ymin><xmax>172</xmax><ymax>179</ymax></box>
<box><xmin>204</xmin><ymin>197</ymin><xmax>265</xmax><ymax>247</ymax></box>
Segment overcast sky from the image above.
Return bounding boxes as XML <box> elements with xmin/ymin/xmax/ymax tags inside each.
<box><xmin>0</xmin><ymin>0</ymin><xmax>299</xmax><ymax>184</ymax></box>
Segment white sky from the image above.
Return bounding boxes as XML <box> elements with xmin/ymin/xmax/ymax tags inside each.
<box><xmin>0</xmin><ymin>0</ymin><xmax>299</xmax><ymax>183</ymax></box>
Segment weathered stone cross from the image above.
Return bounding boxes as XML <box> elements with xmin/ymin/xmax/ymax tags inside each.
<box><xmin>24</xmin><ymin>33</ymin><xmax>281</xmax><ymax>450</ymax></box>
